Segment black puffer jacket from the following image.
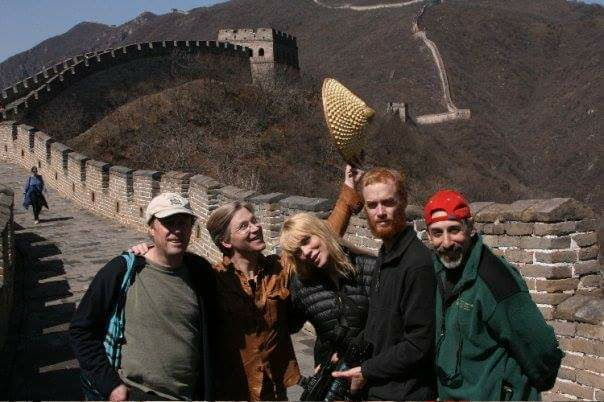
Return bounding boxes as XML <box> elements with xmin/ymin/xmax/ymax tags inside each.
<box><xmin>288</xmin><ymin>252</ymin><xmax>376</xmax><ymax>364</ymax></box>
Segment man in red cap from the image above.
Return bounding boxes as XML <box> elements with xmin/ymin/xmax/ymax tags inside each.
<box><xmin>424</xmin><ymin>189</ymin><xmax>563</xmax><ymax>401</ymax></box>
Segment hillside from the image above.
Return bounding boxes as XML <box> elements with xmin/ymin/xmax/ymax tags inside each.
<box><xmin>1</xmin><ymin>0</ymin><xmax>602</xmax><ymax>211</ymax></box>
<box><xmin>22</xmin><ymin>51</ymin><xmax>250</xmax><ymax>143</ymax></box>
<box><xmin>67</xmin><ymin>79</ymin><xmax>340</xmax><ymax>196</ymax></box>
<box><xmin>422</xmin><ymin>0</ymin><xmax>603</xmax><ymax>209</ymax></box>
<box><xmin>62</xmin><ymin>77</ymin><xmax>535</xmax><ymax>205</ymax></box>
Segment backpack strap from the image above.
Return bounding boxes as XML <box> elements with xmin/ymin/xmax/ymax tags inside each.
<box><xmin>103</xmin><ymin>252</ymin><xmax>137</xmax><ymax>368</ymax></box>
<box><xmin>120</xmin><ymin>252</ymin><xmax>137</xmax><ymax>290</ymax></box>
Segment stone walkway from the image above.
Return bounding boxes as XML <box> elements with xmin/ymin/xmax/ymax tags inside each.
<box><xmin>0</xmin><ymin>162</ymin><xmax>315</xmax><ymax>400</ymax></box>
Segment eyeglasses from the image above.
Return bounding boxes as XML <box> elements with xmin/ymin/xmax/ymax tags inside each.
<box><xmin>235</xmin><ymin>217</ymin><xmax>260</xmax><ymax>233</ymax></box>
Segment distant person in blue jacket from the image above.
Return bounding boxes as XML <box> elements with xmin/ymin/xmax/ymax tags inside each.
<box><xmin>23</xmin><ymin>166</ymin><xmax>48</xmax><ymax>224</ymax></box>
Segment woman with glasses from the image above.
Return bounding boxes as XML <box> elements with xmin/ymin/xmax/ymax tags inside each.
<box><xmin>204</xmin><ymin>199</ymin><xmax>298</xmax><ymax>401</ymax></box>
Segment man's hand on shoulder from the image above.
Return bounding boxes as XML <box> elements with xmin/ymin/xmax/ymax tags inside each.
<box><xmin>109</xmin><ymin>384</ymin><xmax>128</xmax><ymax>401</ymax></box>
<box><xmin>129</xmin><ymin>243</ymin><xmax>152</xmax><ymax>256</ymax></box>
<box><xmin>332</xmin><ymin>365</ymin><xmax>366</xmax><ymax>394</ymax></box>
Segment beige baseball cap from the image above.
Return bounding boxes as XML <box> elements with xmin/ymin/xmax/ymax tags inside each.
<box><xmin>145</xmin><ymin>192</ymin><xmax>197</xmax><ymax>225</ymax></box>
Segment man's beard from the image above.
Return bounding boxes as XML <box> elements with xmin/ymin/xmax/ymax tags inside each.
<box><xmin>436</xmin><ymin>235</ymin><xmax>473</xmax><ymax>269</ymax></box>
<box><xmin>368</xmin><ymin>211</ymin><xmax>407</xmax><ymax>240</ymax></box>
<box><xmin>437</xmin><ymin>246</ymin><xmax>464</xmax><ymax>269</ymax></box>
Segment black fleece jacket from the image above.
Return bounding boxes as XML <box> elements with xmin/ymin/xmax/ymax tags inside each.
<box><xmin>360</xmin><ymin>226</ymin><xmax>437</xmax><ymax>400</ymax></box>
<box><xmin>69</xmin><ymin>252</ymin><xmax>216</xmax><ymax>400</ymax></box>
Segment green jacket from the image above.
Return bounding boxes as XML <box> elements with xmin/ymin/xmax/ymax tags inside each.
<box><xmin>434</xmin><ymin>235</ymin><xmax>563</xmax><ymax>401</ymax></box>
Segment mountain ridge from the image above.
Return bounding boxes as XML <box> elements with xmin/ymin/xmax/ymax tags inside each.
<box><xmin>1</xmin><ymin>0</ymin><xmax>602</xmax><ymax>212</ymax></box>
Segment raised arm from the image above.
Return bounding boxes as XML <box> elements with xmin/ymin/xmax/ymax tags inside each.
<box><xmin>326</xmin><ymin>165</ymin><xmax>364</xmax><ymax>236</ymax></box>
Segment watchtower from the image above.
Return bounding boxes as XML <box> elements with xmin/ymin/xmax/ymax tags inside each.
<box><xmin>217</xmin><ymin>28</ymin><xmax>299</xmax><ymax>83</ymax></box>
<box><xmin>386</xmin><ymin>102</ymin><xmax>408</xmax><ymax>123</ymax></box>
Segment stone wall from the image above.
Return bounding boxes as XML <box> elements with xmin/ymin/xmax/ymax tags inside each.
<box><xmin>0</xmin><ymin>50</ymin><xmax>105</xmax><ymax>107</ymax></box>
<box><xmin>0</xmin><ymin>120</ymin><xmax>601</xmax><ymax>399</ymax></box>
<box><xmin>0</xmin><ymin>41</ymin><xmax>252</xmax><ymax>120</ymax></box>
<box><xmin>217</xmin><ymin>28</ymin><xmax>300</xmax><ymax>82</ymax></box>
<box><xmin>411</xmin><ymin>0</ymin><xmax>471</xmax><ymax>124</ymax></box>
<box><xmin>0</xmin><ymin>185</ymin><xmax>15</xmax><ymax>354</ymax></box>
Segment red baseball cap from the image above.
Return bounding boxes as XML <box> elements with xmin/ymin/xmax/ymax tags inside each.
<box><xmin>423</xmin><ymin>190</ymin><xmax>471</xmax><ymax>226</ymax></box>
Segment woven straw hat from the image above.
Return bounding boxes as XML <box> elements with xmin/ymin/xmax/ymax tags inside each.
<box><xmin>322</xmin><ymin>78</ymin><xmax>375</xmax><ymax>163</ymax></box>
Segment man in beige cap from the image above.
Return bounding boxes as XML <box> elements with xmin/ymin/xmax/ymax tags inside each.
<box><xmin>70</xmin><ymin>193</ymin><xmax>216</xmax><ymax>401</ymax></box>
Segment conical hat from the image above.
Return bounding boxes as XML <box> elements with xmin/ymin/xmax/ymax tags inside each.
<box><xmin>322</xmin><ymin>78</ymin><xmax>375</xmax><ymax>163</ymax></box>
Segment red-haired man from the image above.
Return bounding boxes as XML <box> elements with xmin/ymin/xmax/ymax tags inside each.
<box><xmin>333</xmin><ymin>167</ymin><xmax>437</xmax><ymax>400</ymax></box>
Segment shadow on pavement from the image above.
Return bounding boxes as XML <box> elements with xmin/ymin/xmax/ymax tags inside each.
<box><xmin>40</xmin><ymin>216</ymin><xmax>74</xmax><ymax>224</ymax></box>
<box><xmin>2</xmin><ymin>225</ymin><xmax>82</xmax><ymax>400</ymax></box>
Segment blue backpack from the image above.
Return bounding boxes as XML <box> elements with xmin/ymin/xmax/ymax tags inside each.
<box><xmin>81</xmin><ymin>252</ymin><xmax>137</xmax><ymax>399</ymax></box>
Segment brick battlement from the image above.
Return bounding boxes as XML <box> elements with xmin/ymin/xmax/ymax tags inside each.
<box><xmin>0</xmin><ymin>53</ymin><xmax>93</xmax><ymax>108</ymax></box>
<box><xmin>217</xmin><ymin>28</ymin><xmax>299</xmax><ymax>81</ymax></box>
<box><xmin>218</xmin><ymin>28</ymin><xmax>297</xmax><ymax>46</ymax></box>
<box><xmin>1</xmin><ymin>27</ymin><xmax>299</xmax><ymax>118</ymax></box>
<box><xmin>0</xmin><ymin>41</ymin><xmax>252</xmax><ymax>121</ymax></box>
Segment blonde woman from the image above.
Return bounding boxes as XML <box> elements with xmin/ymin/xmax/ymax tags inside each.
<box><xmin>280</xmin><ymin>212</ymin><xmax>375</xmax><ymax>368</ymax></box>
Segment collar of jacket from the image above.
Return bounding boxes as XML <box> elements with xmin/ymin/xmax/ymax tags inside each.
<box><xmin>219</xmin><ymin>253</ymin><xmax>268</xmax><ymax>276</ymax></box>
<box><xmin>433</xmin><ymin>234</ymin><xmax>484</xmax><ymax>294</ymax></box>
<box><xmin>378</xmin><ymin>224</ymin><xmax>416</xmax><ymax>265</ymax></box>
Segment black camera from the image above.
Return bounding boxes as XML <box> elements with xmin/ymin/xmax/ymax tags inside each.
<box><xmin>300</xmin><ymin>340</ymin><xmax>372</xmax><ymax>401</ymax></box>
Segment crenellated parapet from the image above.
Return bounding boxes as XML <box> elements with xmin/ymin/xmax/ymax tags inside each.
<box><xmin>218</xmin><ymin>28</ymin><xmax>297</xmax><ymax>47</ymax></box>
<box><xmin>0</xmin><ymin>51</ymin><xmax>106</xmax><ymax>108</ymax></box>
<box><xmin>0</xmin><ymin>27</ymin><xmax>302</xmax><ymax>121</ymax></box>
<box><xmin>0</xmin><ymin>119</ymin><xmax>601</xmax><ymax>400</ymax></box>
<box><xmin>0</xmin><ymin>41</ymin><xmax>252</xmax><ymax>121</ymax></box>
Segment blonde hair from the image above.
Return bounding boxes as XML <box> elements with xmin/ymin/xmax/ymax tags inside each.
<box><xmin>280</xmin><ymin>213</ymin><xmax>356</xmax><ymax>280</ymax></box>
<box><xmin>206</xmin><ymin>201</ymin><xmax>254</xmax><ymax>254</ymax></box>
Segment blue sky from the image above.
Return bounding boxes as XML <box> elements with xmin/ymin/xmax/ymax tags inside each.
<box><xmin>0</xmin><ymin>0</ymin><xmax>602</xmax><ymax>63</ymax></box>
<box><xmin>0</xmin><ymin>0</ymin><xmax>226</xmax><ymax>63</ymax></box>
